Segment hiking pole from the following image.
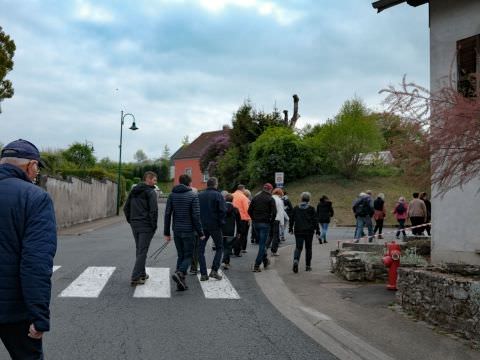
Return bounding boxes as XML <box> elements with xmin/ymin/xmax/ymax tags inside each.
<box><xmin>149</xmin><ymin>241</ymin><xmax>170</xmax><ymax>262</ymax></box>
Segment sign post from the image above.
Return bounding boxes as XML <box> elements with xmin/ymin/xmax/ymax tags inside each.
<box><xmin>275</xmin><ymin>172</ymin><xmax>284</xmax><ymax>188</ymax></box>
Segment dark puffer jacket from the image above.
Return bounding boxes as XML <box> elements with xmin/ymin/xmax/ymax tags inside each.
<box><xmin>123</xmin><ymin>182</ymin><xmax>158</xmax><ymax>232</ymax></box>
<box><xmin>164</xmin><ymin>184</ymin><xmax>203</xmax><ymax>237</ymax></box>
<box><xmin>199</xmin><ymin>187</ymin><xmax>226</xmax><ymax>231</ymax></box>
<box><xmin>0</xmin><ymin>164</ymin><xmax>57</xmax><ymax>331</ymax></box>
<box><xmin>316</xmin><ymin>200</ymin><xmax>334</xmax><ymax>223</ymax></box>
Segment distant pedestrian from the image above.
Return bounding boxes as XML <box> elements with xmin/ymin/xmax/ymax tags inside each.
<box><xmin>353</xmin><ymin>192</ymin><xmax>374</xmax><ymax>242</ymax></box>
<box><xmin>249</xmin><ymin>183</ymin><xmax>277</xmax><ymax>272</ymax></box>
<box><xmin>408</xmin><ymin>192</ymin><xmax>427</xmax><ymax>235</ymax></box>
<box><xmin>316</xmin><ymin>195</ymin><xmax>334</xmax><ymax>244</ymax></box>
<box><xmin>420</xmin><ymin>192</ymin><xmax>431</xmax><ymax>236</ymax></box>
<box><xmin>124</xmin><ymin>171</ymin><xmax>159</xmax><ymax>286</ymax></box>
<box><xmin>266</xmin><ymin>188</ymin><xmax>288</xmax><ymax>256</ymax></box>
<box><xmin>289</xmin><ymin>192</ymin><xmax>319</xmax><ymax>273</ymax></box>
<box><xmin>281</xmin><ymin>190</ymin><xmax>294</xmax><ymax>242</ymax></box>
<box><xmin>198</xmin><ymin>177</ymin><xmax>226</xmax><ymax>281</ymax></box>
<box><xmin>373</xmin><ymin>193</ymin><xmax>386</xmax><ymax>239</ymax></box>
<box><xmin>222</xmin><ymin>193</ymin><xmax>241</xmax><ymax>270</ymax></box>
<box><xmin>232</xmin><ymin>184</ymin><xmax>251</xmax><ymax>255</ymax></box>
<box><xmin>0</xmin><ymin>139</ymin><xmax>57</xmax><ymax>359</ymax></box>
<box><xmin>190</xmin><ymin>187</ymin><xmax>200</xmax><ymax>275</ymax></box>
<box><xmin>164</xmin><ymin>174</ymin><xmax>205</xmax><ymax>291</ymax></box>
<box><xmin>393</xmin><ymin>197</ymin><xmax>408</xmax><ymax>240</ymax></box>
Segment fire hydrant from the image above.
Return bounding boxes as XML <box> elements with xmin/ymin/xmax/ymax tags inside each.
<box><xmin>382</xmin><ymin>241</ymin><xmax>401</xmax><ymax>291</ymax></box>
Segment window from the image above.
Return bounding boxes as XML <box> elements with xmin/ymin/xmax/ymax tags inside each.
<box><xmin>457</xmin><ymin>34</ymin><xmax>480</xmax><ymax>97</ymax></box>
<box><xmin>202</xmin><ymin>172</ymin><xmax>209</xmax><ymax>183</ymax></box>
<box><xmin>184</xmin><ymin>168</ymin><xmax>192</xmax><ymax>176</ymax></box>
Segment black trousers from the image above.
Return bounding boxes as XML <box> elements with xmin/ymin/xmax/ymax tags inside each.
<box><xmin>373</xmin><ymin>218</ymin><xmax>384</xmax><ymax>235</ymax></box>
<box><xmin>266</xmin><ymin>220</ymin><xmax>280</xmax><ymax>253</ymax></box>
<box><xmin>410</xmin><ymin>217</ymin><xmax>424</xmax><ymax>235</ymax></box>
<box><xmin>293</xmin><ymin>232</ymin><xmax>314</xmax><ymax>267</ymax></box>
<box><xmin>234</xmin><ymin>220</ymin><xmax>249</xmax><ymax>255</ymax></box>
<box><xmin>0</xmin><ymin>321</ymin><xmax>43</xmax><ymax>360</ymax></box>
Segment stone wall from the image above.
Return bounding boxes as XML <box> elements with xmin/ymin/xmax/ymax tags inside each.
<box><xmin>397</xmin><ymin>268</ymin><xmax>480</xmax><ymax>344</ymax></box>
<box><xmin>330</xmin><ymin>250</ymin><xmax>387</xmax><ymax>281</ymax></box>
<box><xmin>44</xmin><ymin>176</ymin><xmax>117</xmax><ymax>228</ymax></box>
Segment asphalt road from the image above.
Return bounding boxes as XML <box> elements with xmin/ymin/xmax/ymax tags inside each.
<box><xmin>0</xmin><ymin>203</ymin><xmax>336</xmax><ymax>360</ymax></box>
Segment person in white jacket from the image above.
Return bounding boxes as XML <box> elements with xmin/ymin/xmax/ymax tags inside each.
<box><xmin>267</xmin><ymin>188</ymin><xmax>289</xmax><ymax>256</ymax></box>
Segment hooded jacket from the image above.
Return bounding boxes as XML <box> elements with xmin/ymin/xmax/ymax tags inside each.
<box><xmin>123</xmin><ymin>182</ymin><xmax>158</xmax><ymax>232</ymax></box>
<box><xmin>164</xmin><ymin>184</ymin><xmax>203</xmax><ymax>237</ymax></box>
<box><xmin>0</xmin><ymin>164</ymin><xmax>57</xmax><ymax>332</ymax></box>
<box><xmin>316</xmin><ymin>200</ymin><xmax>334</xmax><ymax>223</ymax></box>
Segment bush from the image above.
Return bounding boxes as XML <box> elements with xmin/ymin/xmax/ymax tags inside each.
<box><xmin>247</xmin><ymin>127</ymin><xmax>312</xmax><ymax>184</ymax></box>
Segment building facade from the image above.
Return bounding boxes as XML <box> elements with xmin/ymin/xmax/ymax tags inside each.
<box><xmin>373</xmin><ymin>0</ymin><xmax>480</xmax><ymax>265</ymax></box>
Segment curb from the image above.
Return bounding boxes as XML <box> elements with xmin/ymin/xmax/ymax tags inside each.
<box><xmin>255</xmin><ymin>244</ymin><xmax>395</xmax><ymax>360</ymax></box>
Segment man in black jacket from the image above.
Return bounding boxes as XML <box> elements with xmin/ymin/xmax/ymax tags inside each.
<box><xmin>198</xmin><ymin>177</ymin><xmax>227</xmax><ymax>281</ymax></box>
<box><xmin>248</xmin><ymin>183</ymin><xmax>277</xmax><ymax>272</ymax></box>
<box><xmin>124</xmin><ymin>171</ymin><xmax>159</xmax><ymax>286</ymax></box>
<box><xmin>164</xmin><ymin>174</ymin><xmax>204</xmax><ymax>291</ymax></box>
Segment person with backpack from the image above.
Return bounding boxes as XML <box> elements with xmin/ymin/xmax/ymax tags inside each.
<box><xmin>373</xmin><ymin>193</ymin><xmax>386</xmax><ymax>239</ymax></box>
<box><xmin>393</xmin><ymin>196</ymin><xmax>409</xmax><ymax>240</ymax></box>
<box><xmin>316</xmin><ymin>195</ymin><xmax>334</xmax><ymax>244</ymax></box>
<box><xmin>352</xmin><ymin>192</ymin><xmax>374</xmax><ymax>243</ymax></box>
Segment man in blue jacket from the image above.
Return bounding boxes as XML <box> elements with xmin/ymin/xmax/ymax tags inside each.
<box><xmin>0</xmin><ymin>139</ymin><xmax>57</xmax><ymax>359</ymax></box>
<box><xmin>164</xmin><ymin>174</ymin><xmax>204</xmax><ymax>291</ymax></box>
<box><xmin>198</xmin><ymin>177</ymin><xmax>226</xmax><ymax>281</ymax></box>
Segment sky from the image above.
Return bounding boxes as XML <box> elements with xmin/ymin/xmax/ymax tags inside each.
<box><xmin>0</xmin><ymin>0</ymin><xmax>430</xmax><ymax>161</ymax></box>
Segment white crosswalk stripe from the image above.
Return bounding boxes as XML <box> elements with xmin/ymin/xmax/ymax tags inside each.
<box><xmin>197</xmin><ymin>269</ymin><xmax>241</xmax><ymax>299</ymax></box>
<box><xmin>133</xmin><ymin>267</ymin><xmax>171</xmax><ymax>298</ymax></box>
<box><xmin>59</xmin><ymin>266</ymin><xmax>116</xmax><ymax>298</ymax></box>
<box><xmin>53</xmin><ymin>266</ymin><xmax>241</xmax><ymax>299</ymax></box>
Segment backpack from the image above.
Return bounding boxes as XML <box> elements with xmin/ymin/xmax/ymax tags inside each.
<box><xmin>396</xmin><ymin>202</ymin><xmax>406</xmax><ymax>215</ymax></box>
<box><xmin>355</xmin><ymin>197</ymin><xmax>370</xmax><ymax>217</ymax></box>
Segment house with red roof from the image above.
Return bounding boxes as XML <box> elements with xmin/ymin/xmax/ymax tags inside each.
<box><xmin>171</xmin><ymin>127</ymin><xmax>229</xmax><ymax>190</ymax></box>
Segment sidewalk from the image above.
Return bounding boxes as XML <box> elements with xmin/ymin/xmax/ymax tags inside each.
<box><xmin>256</xmin><ymin>238</ymin><xmax>478</xmax><ymax>360</ymax></box>
<box><xmin>57</xmin><ymin>215</ymin><xmax>124</xmax><ymax>236</ymax></box>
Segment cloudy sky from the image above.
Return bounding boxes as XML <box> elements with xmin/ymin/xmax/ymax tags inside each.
<box><xmin>0</xmin><ymin>0</ymin><xmax>429</xmax><ymax>161</ymax></box>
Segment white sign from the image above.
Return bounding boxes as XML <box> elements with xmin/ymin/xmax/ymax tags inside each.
<box><xmin>275</xmin><ymin>172</ymin><xmax>284</xmax><ymax>185</ymax></box>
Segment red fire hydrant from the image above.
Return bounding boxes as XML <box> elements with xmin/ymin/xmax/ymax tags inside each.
<box><xmin>382</xmin><ymin>241</ymin><xmax>401</xmax><ymax>291</ymax></box>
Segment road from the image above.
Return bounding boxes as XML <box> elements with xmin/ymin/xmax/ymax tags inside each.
<box><xmin>0</xmin><ymin>203</ymin><xmax>336</xmax><ymax>360</ymax></box>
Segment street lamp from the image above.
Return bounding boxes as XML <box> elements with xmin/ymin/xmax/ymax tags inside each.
<box><xmin>116</xmin><ymin>110</ymin><xmax>139</xmax><ymax>215</ymax></box>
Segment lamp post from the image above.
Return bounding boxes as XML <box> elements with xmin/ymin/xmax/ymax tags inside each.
<box><xmin>116</xmin><ymin>110</ymin><xmax>139</xmax><ymax>215</ymax></box>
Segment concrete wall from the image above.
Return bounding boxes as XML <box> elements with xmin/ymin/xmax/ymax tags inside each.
<box><xmin>45</xmin><ymin>176</ymin><xmax>117</xmax><ymax>228</ymax></box>
<box><xmin>430</xmin><ymin>0</ymin><xmax>480</xmax><ymax>265</ymax></box>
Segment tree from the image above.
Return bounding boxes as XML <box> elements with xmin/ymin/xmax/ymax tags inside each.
<box><xmin>247</xmin><ymin>127</ymin><xmax>312</xmax><ymax>184</ymax></box>
<box><xmin>134</xmin><ymin>149</ymin><xmax>148</xmax><ymax>163</ymax></box>
<box><xmin>381</xmin><ymin>75</ymin><xmax>480</xmax><ymax>195</ymax></box>
<box><xmin>161</xmin><ymin>145</ymin><xmax>171</xmax><ymax>160</ymax></box>
<box><xmin>62</xmin><ymin>142</ymin><xmax>96</xmax><ymax>169</ymax></box>
<box><xmin>216</xmin><ymin>101</ymin><xmax>285</xmax><ymax>187</ymax></box>
<box><xmin>200</xmin><ymin>134</ymin><xmax>230</xmax><ymax>177</ymax></box>
<box><xmin>309</xmin><ymin>99</ymin><xmax>384</xmax><ymax>178</ymax></box>
<box><xmin>0</xmin><ymin>27</ymin><xmax>16</xmax><ymax>101</ymax></box>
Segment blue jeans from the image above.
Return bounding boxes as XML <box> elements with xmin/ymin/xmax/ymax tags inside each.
<box><xmin>173</xmin><ymin>231</ymin><xmax>196</xmax><ymax>274</ymax></box>
<box><xmin>254</xmin><ymin>222</ymin><xmax>270</xmax><ymax>266</ymax></box>
<box><xmin>199</xmin><ymin>229</ymin><xmax>223</xmax><ymax>275</ymax></box>
<box><xmin>354</xmin><ymin>216</ymin><xmax>373</xmax><ymax>241</ymax></box>
<box><xmin>320</xmin><ymin>223</ymin><xmax>329</xmax><ymax>241</ymax></box>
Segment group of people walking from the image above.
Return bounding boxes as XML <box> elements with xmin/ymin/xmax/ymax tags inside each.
<box><xmin>352</xmin><ymin>190</ymin><xmax>431</xmax><ymax>242</ymax></box>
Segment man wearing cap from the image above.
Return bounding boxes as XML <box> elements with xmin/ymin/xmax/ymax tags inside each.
<box><xmin>0</xmin><ymin>139</ymin><xmax>57</xmax><ymax>359</ymax></box>
<box><xmin>248</xmin><ymin>183</ymin><xmax>277</xmax><ymax>272</ymax></box>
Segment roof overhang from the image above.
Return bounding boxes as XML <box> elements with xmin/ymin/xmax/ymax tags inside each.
<box><xmin>372</xmin><ymin>0</ymin><xmax>428</xmax><ymax>13</ymax></box>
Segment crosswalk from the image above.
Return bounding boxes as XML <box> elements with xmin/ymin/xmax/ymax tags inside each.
<box><xmin>53</xmin><ymin>266</ymin><xmax>241</xmax><ymax>300</ymax></box>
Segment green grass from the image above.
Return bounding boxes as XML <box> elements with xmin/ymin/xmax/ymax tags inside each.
<box><xmin>283</xmin><ymin>174</ymin><xmax>425</xmax><ymax>226</ymax></box>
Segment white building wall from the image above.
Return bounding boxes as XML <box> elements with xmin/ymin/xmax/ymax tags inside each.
<box><xmin>430</xmin><ymin>0</ymin><xmax>480</xmax><ymax>265</ymax></box>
